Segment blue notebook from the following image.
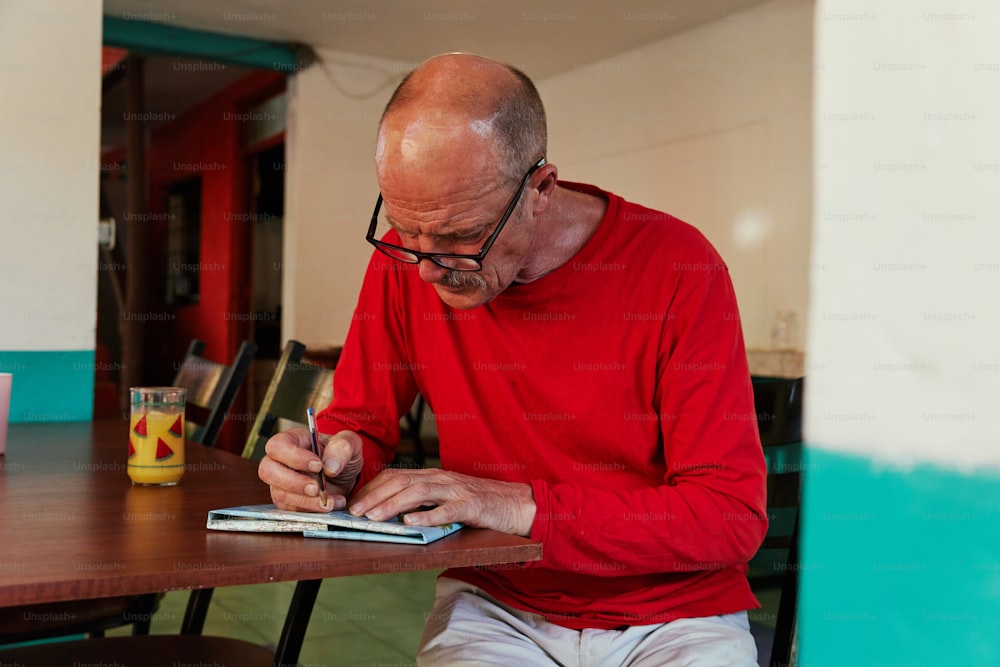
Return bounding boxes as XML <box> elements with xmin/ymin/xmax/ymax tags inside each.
<box><xmin>206</xmin><ymin>503</ymin><xmax>462</xmax><ymax>545</ymax></box>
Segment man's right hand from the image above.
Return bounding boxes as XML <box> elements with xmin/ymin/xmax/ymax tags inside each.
<box><xmin>257</xmin><ymin>428</ymin><xmax>364</xmax><ymax>512</ymax></box>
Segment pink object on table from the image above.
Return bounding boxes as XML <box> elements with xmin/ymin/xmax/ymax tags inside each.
<box><xmin>0</xmin><ymin>373</ymin><xmax>11</xmax><ymax>456</ymax></box>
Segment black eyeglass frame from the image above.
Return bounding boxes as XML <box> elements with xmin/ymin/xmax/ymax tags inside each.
<box><xmin>366</xmin><ymin>157</ymin><xmax>547</xmax><ymax>272</ymax></box>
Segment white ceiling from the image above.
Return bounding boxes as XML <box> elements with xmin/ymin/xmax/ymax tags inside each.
<box><xmin>103</xmin><ymin>0</ymin><xmax>768</xmax><ymax>79</ymax></box>
<box><xmin>100</xmin><ymin>0</ymin><xmax>770</xmax><ymax>154</ymax></box>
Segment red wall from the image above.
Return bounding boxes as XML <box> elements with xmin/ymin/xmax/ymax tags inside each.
<box><xmin>145</xmin><ymin>70</ymin><xmax>285</xmax><ymax>451</ymax></box>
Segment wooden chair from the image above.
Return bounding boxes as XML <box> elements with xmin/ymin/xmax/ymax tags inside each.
<box><xmin>242</xmin><ymin>339</ymin><xmax>334</xmax><ymax>461</ymax></box>
<box><xmin>174</xmin><ymin>338</ymin><xmax>401</xmax><ymax>660</ymax></box>
<box><xmin>0</xmin><ymin>630</ymin><xmax>303</xmax><ymax>666</ymax></box>
<box><xmin>242</xmin><ymin>339</ymin><xmax>426</xmax><ymax>465</ymax></box>
<box><xmin>173</xmin><ymin>338</ymin><xmax>258</xmax><ymax>447</ymax></box>
<box><xmin>181</xmin><ymin>338</ymin><xmax>423</xmax><ymax>660</ymax></box>
<box><xmin>0</xmin><ymin>339</ymin><xmax>257</xmax><ymax>647</ymax></box>
<box><xmin>156</xmin><ymin>339</ymin><xmax>338</xmax><ymax>663</ymax></box>
<box><xmin>748</xmin><ymin>375</ymin><xmax>804</xmax><ymax>667</ymax></box>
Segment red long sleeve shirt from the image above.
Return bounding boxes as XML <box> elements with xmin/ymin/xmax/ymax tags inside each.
<box><xmin>317</xmin><ymin>182</ymin><xmax>767</xmax><ymax>629</ymax></box>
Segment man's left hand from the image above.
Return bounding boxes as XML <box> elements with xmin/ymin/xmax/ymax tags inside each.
<box><xmin>348</xmin><ymin>468</ymin><xmax>536</xmax><ymax>536</ymax></box>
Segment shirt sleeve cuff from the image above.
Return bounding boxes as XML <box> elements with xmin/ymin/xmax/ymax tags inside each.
<box><xmin>525</xmin><ymin>479</ymin><xmax>551</xmax><ymax>569</ymax></box>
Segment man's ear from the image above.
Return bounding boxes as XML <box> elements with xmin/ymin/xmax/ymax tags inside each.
<box><xmin>531</xmin><ymin>164</ymin><xmax>558</xmax><ymax>215</ymax></box>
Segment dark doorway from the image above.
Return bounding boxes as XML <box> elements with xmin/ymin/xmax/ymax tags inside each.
<box><xmin>250</xmin><ymin>141</ymin><xmax>285</xmax><ymax>360</ymax></box>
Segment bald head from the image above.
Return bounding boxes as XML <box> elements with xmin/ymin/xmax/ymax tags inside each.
<box><xmin>377</xmin><ymin>54</ymin><xmax>547</xmax><ymax>186</ymax></box>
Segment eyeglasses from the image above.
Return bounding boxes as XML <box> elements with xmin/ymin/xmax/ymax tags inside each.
<box><xmin>366</xmin><ymin>158</ymin><xmax>547</xmax><ymax>272</ymax></box>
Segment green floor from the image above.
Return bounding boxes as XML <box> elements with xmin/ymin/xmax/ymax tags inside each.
<box><xmin>107</xmin><ymin>568</ymin><xmax>442</xmax><ymax>667</ymax></box>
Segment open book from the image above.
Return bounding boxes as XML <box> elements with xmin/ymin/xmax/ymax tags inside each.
<box><xmin>206</xmin><ymin>504</ymin><xmax>462</xmax><ymax>545</ymax></box>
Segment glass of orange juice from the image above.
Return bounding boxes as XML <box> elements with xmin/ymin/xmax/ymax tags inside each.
<box><xmin>128</xmin><ymin>387</ymin><xmax>186</xmax><ymax>486</ymax></box>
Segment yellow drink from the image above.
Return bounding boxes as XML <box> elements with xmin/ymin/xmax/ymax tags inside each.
<box><xmin>128</xmin><ymin>387</ymin><xmax>186</xmax><ymax>486</ymax></box>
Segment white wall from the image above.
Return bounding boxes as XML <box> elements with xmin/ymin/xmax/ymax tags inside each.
<box><xmin>283</xmin><ymin>51</ymin><xmax>413</xmax><ymax>348</ymax></box>
<box><xmin>284</xmin><ymin>0</ymin><xmax>813</xmax><ymax>353</ymax></box>
<box><xmin>541</xmin><ymin>0</ymin><xmax>813</xmax><ymax>350</ymax></box>
<box><xmin>0</xmin><ymin>0</ymin><xmax>102</xmax><ymax>351</ymax></box>
<box><xmin>808</xmin><ymin>0</ymin><xmax>1000</xmax><ymax>468</ymax></box>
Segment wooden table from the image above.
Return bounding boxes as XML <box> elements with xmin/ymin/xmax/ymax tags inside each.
<box><xmin>0</xmin><ymin>420</ymin><xmax>542</xmax><ymax>607</ymax></box>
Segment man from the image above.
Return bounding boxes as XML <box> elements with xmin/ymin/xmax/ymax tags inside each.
<box><xmin>259</xmin><ymin>53</ymin><xmax>767</xmax><ymax>666</ymax></box>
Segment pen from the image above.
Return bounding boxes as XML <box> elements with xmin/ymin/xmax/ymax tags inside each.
<box><xmin>306</xmin><ymin>407</ymin><xmax>328</xmax><ymax>507</ymax></box>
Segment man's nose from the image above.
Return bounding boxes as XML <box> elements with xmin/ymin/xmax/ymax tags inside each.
<box><xmin>417</xmin><ymin>258</ymin><xmax>449</xmax><ymax>283</ymax></box>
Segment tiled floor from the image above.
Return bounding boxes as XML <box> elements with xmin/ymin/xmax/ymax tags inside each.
<box><xmin>108</xmin><ymin>568</ymin><xmax>443</xmax><ymax>667</ymax></box>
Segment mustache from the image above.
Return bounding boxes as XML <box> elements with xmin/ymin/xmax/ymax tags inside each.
<box><xmin>439</xmin><ymin>271</ymin><xmax>489</xmax><ymax>290</ymax></box>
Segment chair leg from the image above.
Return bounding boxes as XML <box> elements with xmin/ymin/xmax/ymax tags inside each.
<box><xmin>770</xmin><ymin>514</ymin><xmax>799</xmax><ymax>667</ymax></box>
<box><xmin>181</xmin><ymin>588</ymin><xmax>215</xmax><ymax>635</ymax></box>
<box><xmin>130</xmin><ymin>593</ymin><xmax>160</xmax><ymax>635</ymax></box>
<box><xmin>273</xmin><ymin>579</ymin><xmax>322</xmax><ymax>667</ymax></box>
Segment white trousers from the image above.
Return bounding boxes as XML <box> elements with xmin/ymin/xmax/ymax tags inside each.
<box><xmin>417</xmin><ymin>577</ymin><xmax>759</xmax><ymax>667</ymax></box>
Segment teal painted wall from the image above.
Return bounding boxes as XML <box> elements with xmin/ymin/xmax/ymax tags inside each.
<box><xmin>0</xmin><ymin>350</ymin><xmax>94</xmax><ymax>422</ymax></box>
<box><xmin>800</xmin><ymin>447</ymin><xmax>1000</xmax><ymax>666</ymax></box>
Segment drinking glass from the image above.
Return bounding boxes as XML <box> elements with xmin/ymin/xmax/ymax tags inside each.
<box><xmin>128</xmin><ymin>387</ymin><xmax>186</xmax><ymax>486</ymax></box>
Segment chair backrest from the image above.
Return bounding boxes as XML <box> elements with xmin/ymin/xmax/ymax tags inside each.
<box><xmin>242</xmin><ymin>339</ymin><xmax>430</xmax><ymax>464</ymax></box>
<box><xmin>749</xmin><ymin>375</ymin><xmax>804</xmax><ymax>667</ymax></box>
<box><xmin>172</xmin><ymin>339</ymin><xmax>257</xmax><ymax>447</ymax></box>
<box><xmin>752</xmin><ymin>375</ymin><xmax>804</xmax><ymax>447</ymax></box>
<box><xmin>242</xmin><ymin>339</ymin><xmax>333</xmax><ymax>461</ymax></box>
